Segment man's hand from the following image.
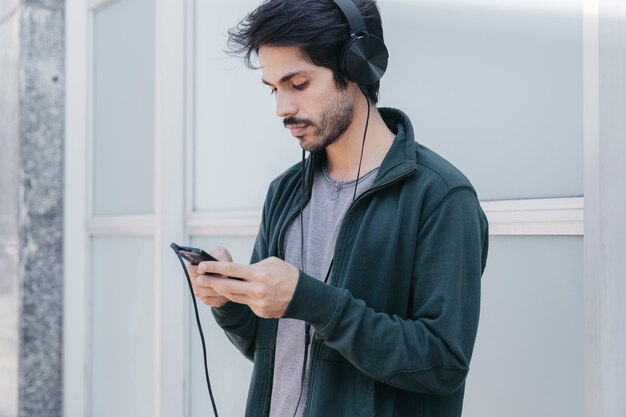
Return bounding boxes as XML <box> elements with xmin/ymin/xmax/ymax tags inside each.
<box><xmin>186</xmin><ymin>246</ymin><xmax>232</xmax><ymax>308</ymax></box>
<box><xmin>196</xmin><ymin>256</ymin><xmax>299</xmax><ymax>319</ymax></box>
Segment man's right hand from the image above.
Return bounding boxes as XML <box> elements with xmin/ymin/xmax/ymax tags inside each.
<box><xmin>186</xmin><ymin>246</ymin><xmax>232</xmax><ymax>308</ymax></box>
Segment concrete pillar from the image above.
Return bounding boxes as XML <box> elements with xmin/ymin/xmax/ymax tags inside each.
<box><xmin>18</xmin><ymin>0</ymin><xmax>65</xmax><ymax>415</ymax></box>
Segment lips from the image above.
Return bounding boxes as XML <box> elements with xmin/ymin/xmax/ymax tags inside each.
<box><xmin>287</xmin><ymin>125</ymin><xmax>309</xmax><ymax>137</ymax></box>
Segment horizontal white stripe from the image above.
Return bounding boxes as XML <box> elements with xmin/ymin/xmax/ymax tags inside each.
<box><xmin>87</xmin><ymin>197</ymin><xmax>584</xmax><ymax>237</ymax></box>
<box><xmin>88</xmin><ymin>0</ymin><xmax>121</xmax><ymax>12</ymax></box>
<box><xmin>87</xmin><ymin>215</ymin><xmax>155</xmax><ymax>236</ymax></box>
<box><xmin>187</xmin><ymin>211</ymin><xmax>261</xmax><ymax>236</ymax></box>
<box><xmin>482</xmin><ymin>197</ymin><xmax>583</xmax><ymax>235</ymax></box>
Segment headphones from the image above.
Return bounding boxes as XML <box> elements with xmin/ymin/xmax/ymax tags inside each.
<box><xmin>331</xmin><ymin>0</ymin><xmax>389</xmax><ymax>87</ymax></box>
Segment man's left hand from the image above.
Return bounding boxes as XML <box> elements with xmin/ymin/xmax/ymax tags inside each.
<box><xmin>196</xmin><ymin>257</ymin><xmax>300</xmax><ymax>318</ymax></box>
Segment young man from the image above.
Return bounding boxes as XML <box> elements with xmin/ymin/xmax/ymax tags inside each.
<box><xmin>188</xmin><ymin>1</ymin><xmax>489</xmax><ymax>416</ymax></box>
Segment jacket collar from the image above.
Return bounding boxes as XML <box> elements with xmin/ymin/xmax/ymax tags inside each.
<box><xmin>306</xmin><ymin>107</ymin><xmax>417</xmax><ymax>193</ymax></box>
<box><xmin>375</xmin><ymin>107</ymin><xmax>418</xmax><ymax>184</ymax></box>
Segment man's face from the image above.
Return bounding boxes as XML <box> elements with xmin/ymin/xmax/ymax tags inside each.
<box><xmin>259</xmin><ymin>46</ymin><xmax>356</xmax><ymax>152</ymax></box>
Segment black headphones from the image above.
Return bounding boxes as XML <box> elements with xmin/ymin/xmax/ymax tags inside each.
<box><xmin>331</xmin><ymin>0</ymin><xmax>389</xmax><ymax>86</ymax></box>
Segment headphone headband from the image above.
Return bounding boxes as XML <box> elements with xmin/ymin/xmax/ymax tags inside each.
<box><xmin>332</xmin><ymin>0</ymin><xmax>367</xmax><ymax>34</ymax></box>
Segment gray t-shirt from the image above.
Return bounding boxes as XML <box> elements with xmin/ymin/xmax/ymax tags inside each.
<box><xmin>268</xmin><ymin>163</ymin><xmax>379</xmax><ymax>417</ymax></box>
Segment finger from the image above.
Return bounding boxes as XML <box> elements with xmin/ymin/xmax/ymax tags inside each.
<box><xmin>196</xmin><ymin>261</ymin><xmax>218</xmax><ymax>275</ymax></box>
<box><xmin>196</xmin><ymin>273</ymin><xmax>229</xmax><ymax>288</ymax></box>
<box><xmin>204</xmin><ymin>274</ymin><xmax>249</xmax><ymax>294</ymax></box>
<box><xmin>212</xmin><ymin>291</ymin><xmax>249</xmax><ymax>306</ymax></box>
<box><xmin>198</xmin><ymin>261</ymin><xmax>255</xmax><ymax>280</ymax></box>
<box><xmin>205</xmin><ymin>284</ymin><xmax>255</xmax><ymax>306</ymax></box>
<box><xmin>210</xmin><ymin>246</ymin><xmax>233</xmax><ymax>263</ymax></box>
<box><xmin>198</xmin><ymin>295</ymin><xmax>226</xmax><ymax>303</ymax></box>
<box><xmin>203</xmin><ymin>275</ymin><xmax>257</xmax><ymax>302</ymax></box>
<box><xmin>198</xmin><ymin>296</ymin><xmax>228</xmax><ymax>307</ymax></box>
<box><xmin>194</xmin><ymin>286</ymin><xmax>222</xmax><ymax>298</ymax></box>
<box><xmin>186</xmin><ymin>264</ymin><xmax>199</xmax><ymax>277</ymax></box>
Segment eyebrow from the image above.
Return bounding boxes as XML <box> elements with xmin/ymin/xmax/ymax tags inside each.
<box><xmin>261</xmin><ymin>70</ymin><xmax>309</xmax><ymax>86</ymax></box>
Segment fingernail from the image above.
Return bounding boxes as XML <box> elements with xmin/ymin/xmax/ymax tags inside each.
<box><xmin>196</xmin><ymin>276</ymin><xmax>205</xmax><ymax>285</ymax></box>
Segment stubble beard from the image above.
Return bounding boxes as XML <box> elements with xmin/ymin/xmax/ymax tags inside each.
<box><xmin>300</xmin><ymin>90</ymin><xmax>355</xmax><ymax>153</ymax></box>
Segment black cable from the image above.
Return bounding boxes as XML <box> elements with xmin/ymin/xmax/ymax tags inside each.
<box><xmin>300</xmin><ymin>149</ymin><xmax>306</xmax><ymax>275</ymax></box>
<box><xmin>292</xmin><ymin>325</ymin><xmax>310</xmax><ymax>417</ymax></box>
<box><xmin>293</xmin><ymin>260</ymin><xmax>334</xmax><ymax>417</ymax></box>
<box><xmin>293</xmin><ymin>148</ymin><xmax>308</xmax><ymax>417</ymax></box>
<box><xmin>175</xmin><ymin>254</ymin><xmax>220</xmax><ymax>417</ymax></box>
<box><xmin>352</xmin><ymin>92</ymin><xmax>371</xmax><ymax>203</ymax></box>
<box><xmin>292</xmin><ymin>90</ymin><xmax>371</xmax><ymax>417</ymax></box>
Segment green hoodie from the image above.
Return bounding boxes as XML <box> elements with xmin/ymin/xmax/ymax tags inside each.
<box><xmin>212</xmin><ymin>107</ymin><xmax>489</xmax><ymax>417</ymax></box>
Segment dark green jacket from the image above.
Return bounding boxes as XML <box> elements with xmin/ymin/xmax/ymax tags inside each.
<box><xmin>213</xmin><ymin>108</ymin><xmax>489</xmax><ymax>417</ymax></box>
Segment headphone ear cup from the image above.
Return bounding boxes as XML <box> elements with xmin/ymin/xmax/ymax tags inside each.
<box><xmin>340</xmin><ymin>33</ymin><xmax>389</xmax><ymax>86</ymax></box>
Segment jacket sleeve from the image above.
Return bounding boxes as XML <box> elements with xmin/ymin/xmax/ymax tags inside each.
<box><xmin>210</xmin><ymin>193</ymin><xmax>272</xmax><ymax>362</ymax></box>
<box><xmin>282</xmin><ymin>188</ymin><xmax>489</xmax><ymax>395</ymax></box>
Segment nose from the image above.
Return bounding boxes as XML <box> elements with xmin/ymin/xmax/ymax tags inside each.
<box><xmin>275</xmin><ymin>91</ymin><xmax>298</xmax><ymax>118</ymax></box>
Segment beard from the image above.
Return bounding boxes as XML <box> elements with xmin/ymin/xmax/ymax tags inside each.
<box><xmin>283</xmin><ymin>89</ymin><xmax>355</xmax><ymax>153</ymax></box>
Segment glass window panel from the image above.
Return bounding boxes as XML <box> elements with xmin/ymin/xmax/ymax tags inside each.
<box><xmin>91</xmin><ymin>236</ymin><xmax>154</xmax><ymax>417</ymax></box>
<box><xmin>194</xmin><ymin>1</ymin><xmax>302</xmax><ymax>212</ymax></box>
<box><xmin>0</xmin><ymin>245</ymin><xmax>18</xmax><ymax>417</ymax></box>
<box><xmin>464</xmin><ymin>236</ymin><xmax>583</xmax><ymax>417</ymax></box>
<box><xmin>93</xmin><ymin>0</ymin><xmax>155</xmax><ymax>215</ymax></box>
<box><xmin>187</xmin><ymin>236</ymin><xmax>255</xmax><ymax>417</ymax></box>
<box><xmin>380</xmin><ymin>1</ymin><xmax>582</xmax><ymax>200</ymax></box>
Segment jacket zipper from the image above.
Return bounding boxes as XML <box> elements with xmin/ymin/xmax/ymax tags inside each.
<box><xmin>277</xmin><ymin>203</ymin><xmax>308</xmax><ymax>260</ymax></box>
<box><xmin>300</xmin><ymin>167</ymin><xmax>416</xmax><ymax>417</ymax></box>
<box><xmin>328</xmin><ymin>168</ymin><xmax>416</xmax><ymax>288</ymax></box>
<box><xmin>277</xmin><ymin>154</ymin><xmax>316</xmax><ymax>260</ymax></box>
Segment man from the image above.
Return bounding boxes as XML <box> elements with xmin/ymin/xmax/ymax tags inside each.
<box><xmin>188</xmin><ymin>1</ymin><xmax>489</xmax><ymax>416</ymax></box>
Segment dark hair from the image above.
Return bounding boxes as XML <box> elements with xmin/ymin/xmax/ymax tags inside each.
<box><xmin>227</xmin><ymin>0</ymin><xmax>384</xmax><ymax>103</ymax></box>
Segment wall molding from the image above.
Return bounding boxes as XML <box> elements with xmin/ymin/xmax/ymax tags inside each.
<box><xmin>88</xmin><ymin>0</ymin><xmax>122</xmax><ymax>12</ymax></box>
<box><xmin>87</xmin><ymin>215</ymin><xmax>155</xmax><ymax>236</ymax></box>
<box><xmin>482</xmin><ymin>197</ymin><xmax>584</xmax><ymax>236</ymax></box>
<box><xmin>187</xmin><ymin>211</ymin><xmax>261</xmax><ymax>236</ymax></box>
<box><xmin>181</xmin><ymin>197</ymin><xmax>585</xmax><ymax>238</ymax></box>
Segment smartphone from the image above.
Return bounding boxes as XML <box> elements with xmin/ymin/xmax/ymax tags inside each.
<box><xmin>170</xmin><ymin>242</ymin><xmax>218</xmax><ymax>265</ymax></box>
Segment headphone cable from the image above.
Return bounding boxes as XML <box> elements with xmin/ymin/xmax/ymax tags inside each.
<box><xmin>293</xmin><ymin>90</ymin><xmax>371</xmax><ymax>417</ymax></box>
<box><xmin>175</xmin><ymin>253</ymin><xmax>220</xmax><ymax>417</ymax></box>
<box><xmin>352</xmin><ymin>91</ymin><xmax>371</xmax><ymax>203</ymax></box>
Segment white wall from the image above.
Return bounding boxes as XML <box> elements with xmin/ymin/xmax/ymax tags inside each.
<box><xmin>63</xmin><ymin>0</ymin><xmax>622</xmax><ymax>416</ymax></box>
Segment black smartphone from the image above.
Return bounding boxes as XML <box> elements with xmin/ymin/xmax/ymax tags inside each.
<box><xmin>170</xmin><ymin>242</ymin><xmax>218</xmax><ymax>265</ymax></box>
